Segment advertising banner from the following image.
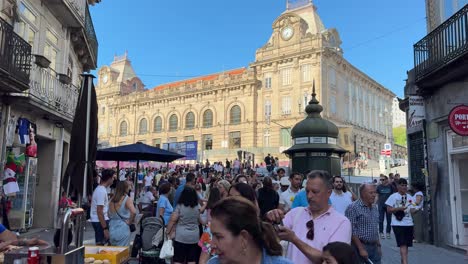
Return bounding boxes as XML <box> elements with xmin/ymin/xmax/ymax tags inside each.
<box><xmin>408</xmin><ymin>96</ymin><xmax>425</xmax><ymax>128</ymax></box>
<box><xmin>162</xmin><ymin>141</ymin><xmax>198</xmax><ymax>160</ymax></box>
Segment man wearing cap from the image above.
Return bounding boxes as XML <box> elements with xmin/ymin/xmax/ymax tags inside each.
<box><xmin>279</xmin><ymin>172</ymin><xmax>303</xmax><ymax>213</ymax></box>
<box><xmin>279</xmin><ymin>177</ymin><xmax>290</xmax><ymax>194</ymax></box>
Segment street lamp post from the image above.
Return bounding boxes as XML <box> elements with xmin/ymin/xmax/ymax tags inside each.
<box><xmin>380</xmin><ymin>108</ymin><xmax>391</xmax><ymax>175</ymax></box>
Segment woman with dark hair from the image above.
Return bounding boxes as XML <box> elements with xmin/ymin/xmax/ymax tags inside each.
<box><xmin>167</xmin><ymin>187</ymin><xmax>203</xmax><ymax>264</ymax></box>
<box><xmin>228</xmin><ymin>182</ymin><xmax>257</xmax><ymax>204</ymax></box>
<box><xmin>108</xmin><ymin>181</ymin><xmax>136</xmax><ymax>246</ymax></box>
<box><xmin>156</xmin><ymin>182</ymin><xmax>173</xmax><ymax>225</ymax></box>
<box><xmin>322</xmin><ymin>242</ymin><xmax>359</xmax><ymax>264</ymax></box>
<box><xmin>207</xmin><ymin>197</ymin><xmax>292</xmax><ymax>264</ymax></box>
<box><xmin>257</xmin><ymin>177</ymin><xmax>280</xmax><ymax>219</ymax></box>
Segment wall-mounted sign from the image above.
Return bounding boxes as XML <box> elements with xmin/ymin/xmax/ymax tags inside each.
<box><xmin>327</xmin><ymin>137</ymin><xmax>337</xmax><ymax>145</ymax></box>
<box><xmin>310</xmin><ymin>152</ymin><xmax>327</xmax><ymax>157</ymax></box>
<box><xmin>408</xmin><ymin>96</ymin><xmax>425</xmax><ymax>128</ymax></box>
<box><xmin>310</xmin><ymin>137</ymin><xmax>327</xmax><ymax>144</ymax></box>
<box><xmin>449</xmin><ymin>105</ymin><xmax>468</xmax><ymax>136</ymax></box>
<box><xmin>295</xmin><ymin>137</ymin><xmax>309</xmax><ymax>144</ymax></box>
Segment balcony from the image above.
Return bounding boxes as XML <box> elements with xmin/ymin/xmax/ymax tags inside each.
<box><xmin>414</xmin><ymin>4</ymin><xmax>468</xmax><ymax>92</ymax></box>
<box><xmin>7</xmin><ymin>63</ymin><xmax>79</xmax><ymax>126</ymax></box>
<box><xmin>0</xmin><ymin>17</ymin><xmax>32</xmax><ymax>92</ymax></box>
<box><xmin>71</xmin><ymin>5</ymin><xmax>98</xmax><ymax>71</ymax></box>
<box><xmin>47</xmin><ymin>0</ymin><xmax>86</xmax><ymax>27</ymax></box>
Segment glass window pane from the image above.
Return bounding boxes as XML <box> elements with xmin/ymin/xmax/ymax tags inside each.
<box><xmin>154</xmin><ymin>117</ymin><xmax>162</xmax><ymax>132</ymax></box>
<box><xmin>185</xmin><ymin>112</ymin><xmax>195</xmax><ymax>129</ymax></box>
<box><xmin>229</xmin><ymin>131</ymin><xmax>241</xmax><ymax>149</ymax></box>
<box><xmin>169</xmin><ymin>114</ymin><xmax>178</xmax><ymax>131</ymax></box>
<box><xmin>230</xmin><ymin>106</ymin><xmax>241</xmax><ymax>124</ymax></box>
<box><xmin>46</xmin><ymin>30</ymin><xmax>59</xmax><ymax>45</ymax></box>
<box><xmin>203</xmin><ymin>110</ymin><xmax>213</xmax><ymax>127</ymax></box>
<box><xmin>120</xmin><ymin>121</ymin><xmax>127</xmax><ymax>136</ymax></box>
<box><xmin>139</xmin><ymin>118</ymin><xmax>147</xmax><ymax>134</ymax></box>
<box><xmin>20</xmin><ymin>3</ymin><xmax>36</xmax><ymax>23</ymax></box>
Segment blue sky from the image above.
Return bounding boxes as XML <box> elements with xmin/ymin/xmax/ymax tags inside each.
<box><xmin>90</xmin><ymin>0</ymin><xmax>426</xmax><ymax>97</ymax></box>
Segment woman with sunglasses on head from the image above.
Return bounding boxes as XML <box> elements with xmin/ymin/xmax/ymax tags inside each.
<box><xmin>265</xmin><ymin>170</ymin><xmax>352</xmax><ymax>264</ymax></box>
<box><xmin>207</xmin><ymin>196</ymin><xmax>292</xmax><ymax>264</ymax></box>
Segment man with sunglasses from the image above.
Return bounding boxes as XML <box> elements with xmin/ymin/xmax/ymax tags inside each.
<box><xmin>376</xmin><ymin>175</ymin><xmax>393</xmax><ymax>239</ymax></box>
<box><xmin>266</xmin><ymin>170</ymin><xmax>351</xmax><ymax>264</ymax></box>
<box><xmin>345</xmin><ymin>184</ymin><xmax>381</xmax><ymax>264</ymax></box>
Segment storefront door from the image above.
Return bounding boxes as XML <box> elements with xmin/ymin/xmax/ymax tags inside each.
<box><xmin>447</xmin><ymin>131</ymin><xmax>468</xmax><ymax>246</ymax></box>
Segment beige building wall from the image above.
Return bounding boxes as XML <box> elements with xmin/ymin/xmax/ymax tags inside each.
<box><xmin>96</xmin><ymin>2</ymin><xmax>395</xmax><ymax>164</ymax></box>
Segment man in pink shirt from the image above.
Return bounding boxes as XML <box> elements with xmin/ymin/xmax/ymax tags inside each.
<box><xmin>266</xmin><ymin>170</ymin><xmax>352</xmax><ymax>264</ymax></box>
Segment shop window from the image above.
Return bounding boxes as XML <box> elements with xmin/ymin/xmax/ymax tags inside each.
<box><xmin>203</xmin><ymin>134</ymin><xmax>213</xmax><ymax>150</ymax></box>
<box><xmin>229</xmin><ymin>131</ymin><xmax>241</xmax><ymax>149</ymax></box>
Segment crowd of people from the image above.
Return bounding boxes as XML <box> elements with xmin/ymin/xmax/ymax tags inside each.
<box><xmin>64</xmin><ymin>161</ymin><xmax>426</xmax><ymax>264</ymax></box>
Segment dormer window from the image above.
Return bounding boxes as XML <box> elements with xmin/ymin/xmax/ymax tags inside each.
<box><xmin>133</xmin><ymin>83</ymin><xmax>138</xmax><ymax>90</ymax></box>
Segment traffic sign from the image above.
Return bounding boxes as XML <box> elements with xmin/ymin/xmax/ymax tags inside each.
<box><xmin>384</xmin><ymin>143</ymin><xmax>392</xmax><ymax>150</ymax></box>
<box><xmin>381</xmin><ymin>149</ymin><xmax>391</xmax><ymax>156</ymax></box>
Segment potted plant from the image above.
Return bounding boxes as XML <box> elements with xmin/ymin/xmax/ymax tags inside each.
<box><xmin>58</xmin><ymin>73</ymin><xmax>72</xmax><ymax>85</ymax></box>
<box><xmin>34</xmin><ymin>55</ymin><xmax>51</xmax><ymax>68</ymax></box>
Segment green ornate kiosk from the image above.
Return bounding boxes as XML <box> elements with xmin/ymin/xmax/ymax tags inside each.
<box><xmin>284</xmin><ymin>83</ymin><xmax>347</xmax><ymax>176</ymax></box>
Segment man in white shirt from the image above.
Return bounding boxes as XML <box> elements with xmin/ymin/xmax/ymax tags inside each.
<box><xmin>119</xmin><ymin>169</ymin><xmax>126</xmax><ymax>181</ymax></box>
<box><xmin>139</xmin><ymin>187</ymin><xmax>157</xmax><ymax>213</ymax></box>
<box><xmin>279</xmin><ymin>172</ymin><xmax>303</xmax><ymax>213</ymax></box>
<box><xmin>330</xmin><ymin>176</ymin><xmax>356</xmax><ymax>215</ymax></box>
<box><xmin>90</xmin><ymin>169</ymin><xmax>115</xmax><ymax>245</ymax></box>
<box><xmin>144</xmin><ymin>173</ymin><xmax>153</xmax><ymax>188</ymax></box>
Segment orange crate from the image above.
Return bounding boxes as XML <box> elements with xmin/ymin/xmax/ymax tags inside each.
<box><xmin>85</xmin><ymin>246</ymin><xmax>129</xmax><ymax>264</ymax></box>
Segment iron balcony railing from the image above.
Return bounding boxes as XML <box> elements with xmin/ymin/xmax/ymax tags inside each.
<box><xmin>0</xmin><ymin>16</ymin><xmax>32</xmax><ymax>86</ymax></box>
<box><xmin>28</xmin><ymin>64</ymin><xmax>79</xmax><ymax>120</ymax></box>
<box><xmin>414</xmin><ymin>4</ymin><xmax>468</xmax><ymax>81</ymax></box>
<box><xmin>85</xmin><ymin>5</ymin><xmax>98</xmax><ymax>66</ymax></box>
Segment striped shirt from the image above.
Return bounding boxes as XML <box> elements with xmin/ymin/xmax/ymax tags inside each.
<box><xmin>345</xmin><ymin>199</ymin><xmax>379</xmax><ymax>243</ymax></box>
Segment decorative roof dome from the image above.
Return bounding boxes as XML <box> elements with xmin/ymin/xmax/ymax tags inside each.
<box><xmin>291</xmin><ymin>81</ymin><xmax>339</xmax><ymax>138</ymax></box>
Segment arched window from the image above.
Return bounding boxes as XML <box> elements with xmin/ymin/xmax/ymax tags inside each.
<box><xmin>185</xmin><ymin>112</ymin><xmax>195</xmax><ymax>129</ymax></box>
<box><xmin>230</xmin><ymin>105</ymin><xmax>241</xmax><ymax>124</ymax></box>
<box><xmin>169</xmin><ymin>114</ymin><xmax>178</xmax><ymax>131</ymax></box>
<box><xmin>203</xmin><ymin>109</ymin><xmax>213</xmax><ymax>128</ymax></box>
<box><xmin>153</xmin><ymin>117</ymin><xmax>162</xmax><ymax>133</ymax></box>
<box><xmin>139</xmin><ymin>118</ymin><xmax>148</xmax><ymax>134</ymax></box>
<box><xmin>119</xmin><ymin>121</ymin><xmax>128</xmax><ymax>136</ymax></box>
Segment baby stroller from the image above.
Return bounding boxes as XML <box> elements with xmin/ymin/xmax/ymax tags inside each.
<box><xmin>133</xmin><ymin>216</ymin><xmax>166</xmax><ymax>264</ymax></box>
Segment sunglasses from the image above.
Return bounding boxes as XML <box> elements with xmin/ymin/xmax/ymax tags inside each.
<box><xmin>306</xmin><ymin>220</ymin><xmax>314</xmax><ymax>240</ymax></box>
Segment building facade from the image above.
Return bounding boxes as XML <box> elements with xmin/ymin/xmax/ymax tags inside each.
<box><xmin>392</xmin><ymin>97</ymin><xmax>406</xmax><ymax>127</ymax></box>
<box><xmin>0</xmin><ymin>0</ymin><xmax>99</xmax><ymax>229</ymax></box>
<box><xmin>97</xmin><ymin>1</ymin><xmax>395</xmax><ymax>166</ymax></box>
<box><xmin>403</xmin><ymin>0</ymin><xmax>468</xmax><ymax>250</ymax></box>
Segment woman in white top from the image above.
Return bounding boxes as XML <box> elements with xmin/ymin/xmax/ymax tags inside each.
<box><xmin>411</xmin><ymin>182</ymin><xmax>424</xmax><ymax>243</ymax></box>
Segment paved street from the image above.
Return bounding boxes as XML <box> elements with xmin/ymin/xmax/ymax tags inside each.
<box><xmin>21</xmin><ymin>221</ymin><xmax>466</xmax><ymax>263</ymax></box>
<box><xmin>380</xmin><ymin>234</ymin><xmax>465</xmax><ymax>264</ymax></box>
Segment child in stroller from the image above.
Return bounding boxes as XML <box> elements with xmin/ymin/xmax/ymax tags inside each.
<box><xmin>131</xmin><ymin>215</ymin><xmax>166</xmax><ymax>264</ymax></box>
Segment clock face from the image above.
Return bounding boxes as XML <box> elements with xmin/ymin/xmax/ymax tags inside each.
<box><xmin>281</xmin><ymin>26</ymin><xmax>294</xmax><ymax>40</ymax></box>
<box><xmin>102</xmin><ymin>74</ymin><xmax>108</xmax><ymax>84</ymax></box>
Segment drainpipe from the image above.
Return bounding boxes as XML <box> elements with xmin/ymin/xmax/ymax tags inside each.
<box><xmin>0</xmin><ymin>104</ymin><xmax>11</xmax><ymax>164</ymax></box>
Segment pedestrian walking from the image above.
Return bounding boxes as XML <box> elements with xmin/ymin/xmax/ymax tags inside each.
<box><xmin>167</xmin><ymin>187</ymin><xmax>203</xmax><ymax>264</ymax></box>
<box><xmin>156</xmin><ymin>183</ymin><xmax>174</xmax><ymax>225</ymax></box>
<box><xmin>108</xmin><ymin>181</ymin><xmax>136</xmax><ymax>246</ymax></box>
<box><xmin>266</xmin><ymin>170</ymin><xmax>352</xmax><ymax>264</ymax></box>
<box><xmin>376</xmin><ymin>175</ymin><xmax>393</xmax><ymax>239</ymax></box>
<box><xmin>330</xmin><ymin>176</ymin><xmax>356</xmax><ymax>215</ymax></box>
<box><xmin>258</xmin><ymin>177</ymin><xmax>280</xmax><ymax>219</ymax></box>
<box><xmin>207</xmin><ymin>196</ymin><xmax>293</xmax><ymax>264</ymax></box>
<box><xmin>345</xmin><ymin>184</ymin><xmax>381</xmax><ymax>264</ymax></box>
<box><xmin>385</xmin><ymin>178</ymin><xmax>414</xmax><ymax>264</ymax></box>
<box><xmin>90</xmin><ymin>169</ymin><xmax>114</xmax><ymax>245</ymax></box>
<box><xmin>411</xmin><ymin>182</ymin><xmax>425</xmax><ymax>243</ymax></box>
<box><xmin>279</xmin><ymin>172</ymin><xmax>303</xmax><ymax>213</ymax></box>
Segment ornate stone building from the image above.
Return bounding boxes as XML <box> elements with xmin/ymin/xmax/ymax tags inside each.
<box><xmin>96</xmin><ymin>1</ymin><xmax>395</xmax><ymax>164</ymax></box>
